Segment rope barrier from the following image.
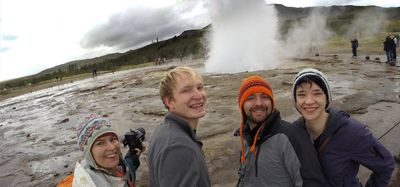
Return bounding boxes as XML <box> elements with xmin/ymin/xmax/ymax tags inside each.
<box><xmin>378</xmin><ymin>120</ymin><xmax>400</xmax><ymax>140</ymax></box>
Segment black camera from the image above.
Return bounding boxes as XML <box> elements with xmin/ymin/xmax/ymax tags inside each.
<box><xmin>123</xmin><ymin>127</ymin><xmax>145</xmax><ymax>155</ymax></box>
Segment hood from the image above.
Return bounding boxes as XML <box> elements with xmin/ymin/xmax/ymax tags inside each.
<box><xmin>320</xmin><ymin>108</ymin><xmax>349</xmax><ymax>140</ymax></box>
<box><xmin>82</xmin><ymin>143</ymin><xmax>124</xmax><ymax>174</ymax></box>
<box><xmin>238</xmin><ymin>110</ymin><xmax>281</xmax><ymax>163</ymax></box>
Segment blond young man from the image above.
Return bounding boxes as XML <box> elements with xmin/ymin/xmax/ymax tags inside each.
<box><xmin>148</xmin><ymin>66</ymin><xmax>211</xmax><ymax>187</ymax></box>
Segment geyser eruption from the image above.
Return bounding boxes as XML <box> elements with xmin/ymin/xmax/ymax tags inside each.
<box><xmin>206</xmin><ymin>0</ymin><xmax>279</xmax><ymax>73</ymax></box>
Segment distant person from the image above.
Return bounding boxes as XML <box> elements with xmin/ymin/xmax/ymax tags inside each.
<box><xmin>292</xmin><ymin>68</ymin><xmax>395</xmax><ymax>187</ymax></box>
<box><xmin>92</xmin><ymin>67</ymin><xmax>97</xmax><ymax>78</ymax></box>
<box><xmin>392</xmin><ymin>35</ymin><xmax>398</xmax><ymax>60</ymax></box>
<box><xmin>156</xmin><ymin>57</ymin><xmax>161</xmax><ymax>66</ymax></box>
<box><xmin>351</xmin><ymin>38</ymin><xmax>358</xmax><ymax>58</ymax></box>
<box><xmin>148</xmin><ymin>66</ymin><xmax>211</xmax><ymax>187</ymax></box>
<box><xmin>66</xmin><ymin>114</ymin><xmax>143</xmax><ymax>186</ymax></box>
<box><xmin>154</xmin><ymin>58</ymin><xmax>159</xmax><ymax>66</ymax></box>
<box><xmin>235</xmin><ymin>75</ymin><xmax>329</xmax><ymax>187</ymax></box>
<box><xmin>383</xmin><ymin>36</ymin><xmax>394</xmax><ymax>62</ymax></box>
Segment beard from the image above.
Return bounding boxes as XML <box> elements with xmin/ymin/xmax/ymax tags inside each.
<box><xmin>246</xmin><ymin>106</ymin><xmax>269</xmax><ymax>126</ymax></box>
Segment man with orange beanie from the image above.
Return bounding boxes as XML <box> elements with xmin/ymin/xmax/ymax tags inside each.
<box><xmin>235</xmin><ymin>75</ymin><xmax>329</xmax><ymax>187</ymax></box>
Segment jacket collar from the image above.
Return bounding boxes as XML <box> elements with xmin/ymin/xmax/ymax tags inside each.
<box><xmin>242</xmin><ymin>110</ymin><xmax>282</xmax><ymax>145</ymax></box>
<box><xmin>321</xmin><ymin>107</ymin><xmax>348</xmax><ymax>140</ymax></box>
<box><xmin>165</xmin><ymin>111</ymin><xmax>203</xmax><ymax>148</ymax></box>
<box><xmin>83</xmin><ymin>150</ymin><xmax>125</xmax><ymax>176</ymax></box>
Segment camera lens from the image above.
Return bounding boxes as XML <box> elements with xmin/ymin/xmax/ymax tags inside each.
<box><xmin>137</xmin><ymin>127</ymin><xmax>145</xmax><ymax>135</ymax></box>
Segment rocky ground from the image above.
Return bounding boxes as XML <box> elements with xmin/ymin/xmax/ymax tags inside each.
<box><xmin>0</xmin><ymin>52</ymin><xmax>399</xmax><ymax>186</ymax></box>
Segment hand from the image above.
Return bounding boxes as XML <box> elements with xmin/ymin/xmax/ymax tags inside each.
<box><xmin>134</xmin><ymin>142</ymin><xmax>147</xmax><ymax>156</ymax></box>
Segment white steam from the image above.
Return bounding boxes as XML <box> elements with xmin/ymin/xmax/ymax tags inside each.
<box><xmin>205</xmin><ymin>0</ymin><xmax>279</xmax><ymax>73</ymax></box>
<box><xmin>345</xmin><ymin>8</ymin><xmax>386</xmax><ymax>39</ymax></box>
<box><xmin>283</xmin><ymin>8</ymin><xmax>333</xmax><ymax>57</ymax></box>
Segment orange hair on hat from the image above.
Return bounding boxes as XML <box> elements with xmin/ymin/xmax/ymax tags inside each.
<box><xmin>237</xmin><ymin>75</ymin><xmax>274</xmax><ymax>163</ymax></box>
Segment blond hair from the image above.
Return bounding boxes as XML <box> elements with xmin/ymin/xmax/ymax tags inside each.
<box><xmin>159</xmin><ymin>66</ymin><xmax>203</xmax><ymax>109</ymax></box>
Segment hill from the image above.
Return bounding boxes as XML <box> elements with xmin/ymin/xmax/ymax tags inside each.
<box><xmin>0</xmin><ymin>4</ymin><xmax>399</xmax><ymax>94</ymax></box>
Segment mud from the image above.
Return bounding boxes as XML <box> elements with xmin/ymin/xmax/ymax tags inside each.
<box><xmin>0</xmin><ymin>54</ymin><xmax>399</xmax><ymax>186</ymax></box>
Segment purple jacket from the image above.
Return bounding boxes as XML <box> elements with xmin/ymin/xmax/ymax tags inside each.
<box><xmin>294</xmin><ymin>108</ymin><xmax>394</xmax><ymax>187</ymax></box>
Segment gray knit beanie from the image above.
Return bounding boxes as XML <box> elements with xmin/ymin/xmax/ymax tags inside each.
<box><xmin>292</xmin><ymin>68</ymin><xmax>332</xmax><ymax>109</ymax></box>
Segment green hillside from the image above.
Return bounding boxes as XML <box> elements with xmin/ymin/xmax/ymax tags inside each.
<box><xmin>276</xmin><ymin>5</ymin><xmax>400</xmax><ymax>37</ymax></box>
<box><xmin>1</xmin><ymin>4</ymin><xmax>399</xmax><ymax>91</ymax></box>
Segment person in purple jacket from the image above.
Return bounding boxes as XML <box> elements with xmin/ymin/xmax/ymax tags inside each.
<box><xmin>292</xmin><ymin>68</ymin><xmax>395</xmax><ymax>187</ymax></box>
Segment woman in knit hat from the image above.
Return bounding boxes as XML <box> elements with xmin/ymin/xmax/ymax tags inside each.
<box><xmin>71</xmin><ymin>114</ymin><xmax>143</xmax><ymax>187</ymax></box>
<box><xmin>292</xmin><ymin>68</ymin><xmax>394</xmax><ymax>187</ymax></box>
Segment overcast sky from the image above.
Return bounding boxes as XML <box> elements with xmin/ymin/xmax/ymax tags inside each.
<box><xmin>0</xmin><ymin>0</ymin><xmax>398</xmax><ymax>81</ymax></box>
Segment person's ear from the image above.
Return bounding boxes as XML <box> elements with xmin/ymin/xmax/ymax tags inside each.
<box><xmin>163</xmin><ymin>96</ymin><xmax>174</xmax><ymax>110</ymax></box>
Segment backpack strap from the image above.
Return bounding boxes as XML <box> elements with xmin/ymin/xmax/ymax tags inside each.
<box><xmin>318</xmin><ymin>136</ymin><xmax>331</xmax><ymax>154</ymax></box>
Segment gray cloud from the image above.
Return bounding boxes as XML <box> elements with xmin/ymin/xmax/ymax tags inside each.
<box><xmin>80</xmin><ymin>1</ymin><xmax>207</xmax><ymax>51</ymax></box>
<box><xmin>0</xmin><ymin>46</ymin><xmax>10</xmax><ymax>53</ymax></box>
<box><xmin>1</xmin><ymin>34</ymin><xmax>18</xmax><ymax>41</ymax></box>
<box><xmin>0</xmin><ymin>34</ymin><xmax>17</xmax><ymax>53</ymax></box>
<box><xmin>314</xmin><ymin>0</ymin><xmax>375</xmax><ymax>6</ymax></box>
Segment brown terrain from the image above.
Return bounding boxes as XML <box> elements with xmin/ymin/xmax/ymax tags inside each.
<box><xmin>0</xmin><ymin>49</ymin><xmax>399</xmax><ymax>186</ymax></box>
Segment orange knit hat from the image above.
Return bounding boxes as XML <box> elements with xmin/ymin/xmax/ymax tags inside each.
<box><xmin>238</xmin><ymin>75</ymin><xmax>274</xmax><ymax>111</ymax></box>
<box><xmin>238</xmin><ymin>75</ymin><xmax>274</xmax><ymax>163</ymax></box>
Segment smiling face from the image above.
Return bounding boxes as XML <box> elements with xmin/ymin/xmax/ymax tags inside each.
<box><xmin>91</xmin><ymin>133</ymin><xmax>121</xmax><ymax>170</ymax></box>
<box><xmin>163</xmin><ymin>72</ymin><xmax>207</xmax><ymax>124</ymax></box>
<box><xmin>243</xmin><ymin>92</ymin><xmax>273</xmax><ymax>128</ymax></box>
<box><xmin>295</xmin><ymin>82</ymin><xmax>327</xmax><ymax>122</ymax></box>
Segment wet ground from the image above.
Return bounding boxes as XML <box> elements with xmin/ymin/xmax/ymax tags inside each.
<box><xmin>0</xmin><ymin>53</ymin><xmax>399</xmax><ymax>186</ymax></box>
